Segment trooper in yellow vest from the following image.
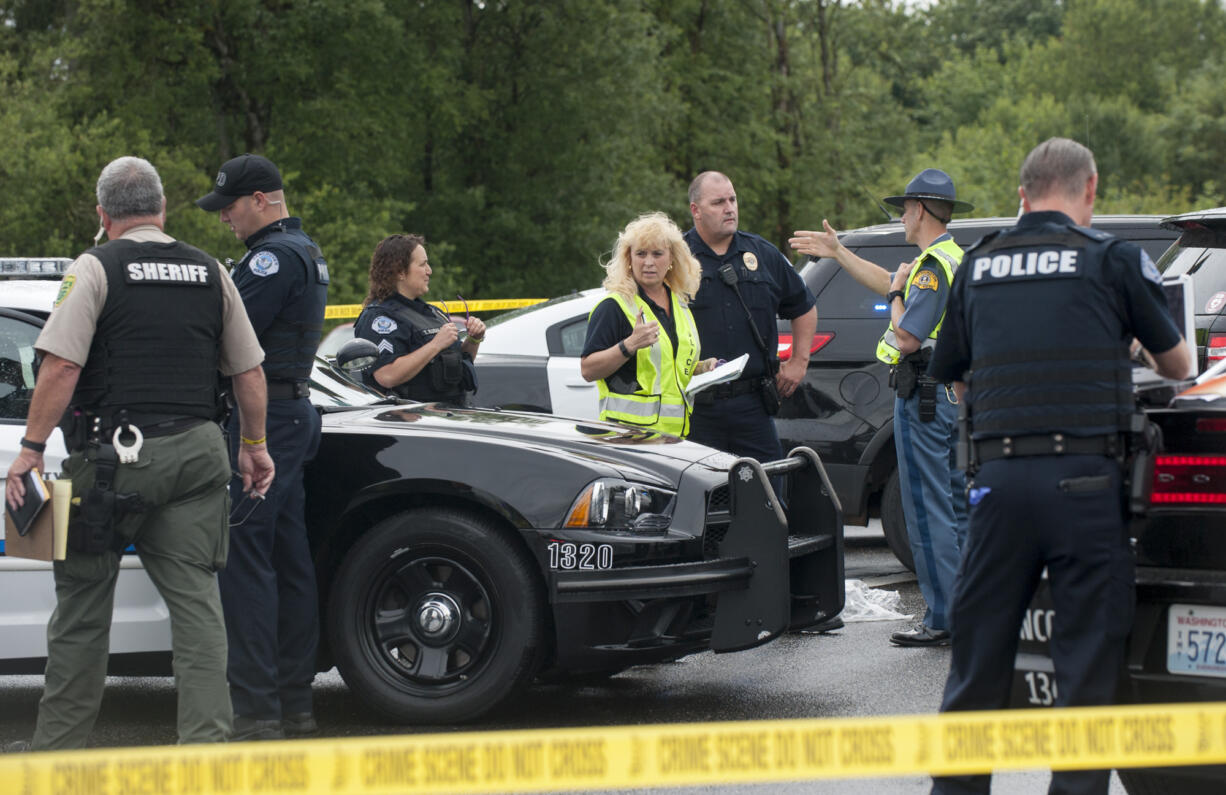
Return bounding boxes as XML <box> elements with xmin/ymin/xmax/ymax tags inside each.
<box><xmin>790</xmin><ymin>168</ymin><xmax>973</xmax><ymax>647</ymax></box>
<box><xmin>581</xmin><ymin>212</ymin><xmax>717</xmax><ymax>436</ymax></box>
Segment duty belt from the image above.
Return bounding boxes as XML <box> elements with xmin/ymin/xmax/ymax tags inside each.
<box><xmin>701</xmin><ymin>377</ymin><xmax>760</xmax><ymax>400</ymax></box>
<box><xmin>268</xmin><ymin>380</ymin><xmax>310</xmax><ymax>400</ymax></box>
<box><xmin>973</xmin><ymin>433</ymin><xmax>1121</xmax><ymax>465</ymax></box>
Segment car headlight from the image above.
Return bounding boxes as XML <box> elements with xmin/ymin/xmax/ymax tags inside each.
<box><xmin>563</xmin><ymin>478</ymin><xmax>675</xmax><ymax>533</ymax></box>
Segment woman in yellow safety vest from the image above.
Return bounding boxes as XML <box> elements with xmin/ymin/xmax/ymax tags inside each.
<box><xmin>580</xmin><ymin>212</ymin><xmax>717</xmax><ymax>436</ymax></box>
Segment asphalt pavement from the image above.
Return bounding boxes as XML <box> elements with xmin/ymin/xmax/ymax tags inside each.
<box><xmin>0</xmin><ymin>523</ymin><xmax>1129</xmax><ymax>793</ymax></box>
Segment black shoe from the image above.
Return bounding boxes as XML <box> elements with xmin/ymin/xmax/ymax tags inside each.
<box><xmin>231</xmin><ymin>716</ymin><xmax>284</xmax><ymax>742</ymax></box>
<box><xmin>810</xmin><ymin>615</ymin><xmax>845</xmax><ymax>633</ymax></box>
<box><xmin>3</xmin><ymin>740</ymin><xmax>31</xmax><ymax>753</ymax></box>
<box><xmin>890</xmin><ymin>624</ymin><xmax>951</xmax><ymax>647</ymax></box>
<box><xmin>282</xmin><ymin>712</ymin><xmax>318</xmax><ymax>738</ymax></box>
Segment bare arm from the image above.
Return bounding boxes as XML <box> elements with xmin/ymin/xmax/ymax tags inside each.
<box><xmin>5</xmin><ymin>354</ymin><xmax>80</xmax><ymax>510</ymax></box>
<box><xmin>790</xmin><ymin>219</ymin><xmax>891</xmax><ymax>296</ymax></box>
<box><xmin>777</xmin><ymin>306</ymin><xmax>817</xmax><ymax>397</ymax></box>
<box><xmin>231</xmin><ymin>365</ymin><xmax>274</xmax><ymax>495</ymax></box>
<box><xmin>1148</xmin><ymin>339</ymin><xmax>1195</xmax><ymax>381</ymax></box>
<box><xmin>374</xmin><ymin>324</ymin><xmax>458</xmax><ymax>389</ymax></box>
<box><xmin>887</xmin><ymin>260</ymin><xmax>923</xmax><ymax>356</ymax></box>
<box><xmin>580</xmin><ymin>311</ymin><xmax>658</xmax><ymax>382</ymax></box>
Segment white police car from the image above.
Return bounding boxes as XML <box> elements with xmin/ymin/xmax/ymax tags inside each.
<box><xmin>0</xmin><ymin>260</ymin><xmax>376</xmax><ymax>673</ymax></box>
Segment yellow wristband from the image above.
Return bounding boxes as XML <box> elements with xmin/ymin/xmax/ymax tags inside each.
<box><xmin>469</xmin><ymin>335</ymin><xmax>484</xmax><ymax>343</ymax></box>
<box><xmin>240</xmin><ymin>435</ymin><xmax>266</xmax><ymax>446</ymax></box>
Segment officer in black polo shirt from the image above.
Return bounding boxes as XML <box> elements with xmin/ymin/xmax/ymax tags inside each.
<box><xmin>683</xmin><ymin>171</ymin><xmax>817</xmax><ymax>462</ymax></box>
<box><xmin>928</xmin><ymin>138</ymin><xmax>1191</xmax><ymax>795</ymax></box>
<box><xmin>197</xmin><ymin>154</ymin><xmax>328</xmax><ymax>741</ymax></box>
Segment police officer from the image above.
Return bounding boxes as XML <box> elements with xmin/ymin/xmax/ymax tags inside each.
<box><xmin>353</xmin><ymin>234</ymin><xmax>485</xmax><ymax>404</ymax></box>
<box><xmin>196</xmin><ymin>154</ymin><xmax>327</xmax><ymax>740</ymax></box>
<box><xmin>928</xmin><ymin>138</ymin><xmax>1190</xmax><ymax>795</ymax></box>
<box><xmin>4</xmin><ymin>156</ymin><xmax>274</xmax><ymax>749</ymax></box>
<box><xmin>790</xmin><ymin>169</ymin><xmax>972</xmax><ymax>647</ymax></box>
<box><xmin>580</xmin><ymin>212</ymin><xmax>715</xmax><ymax>436</ymax></box>
<box><xmin>684</xmin><ymin>171</ymin><xmax>817</xmax><ymax>461</ymax></box>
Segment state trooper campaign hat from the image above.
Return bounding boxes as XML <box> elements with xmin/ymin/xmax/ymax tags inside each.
<box><xmin>882</xmin><ymin>168</ymin><xmax>974</xmax><ymax>214</ymax></box>
<box><xmin>195</xmin><ymin>154</ymin><xmax>283</xmax><ymax>211</ymax></box>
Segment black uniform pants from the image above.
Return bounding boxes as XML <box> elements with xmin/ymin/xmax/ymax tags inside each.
<box><xmin>933</xmin><ymin>454</ymin><xmax>1133</xmax><ymax>795</ymax></box>
<box><xmin>220</xmin><ymin>397</ymin><xmax>322</xmax><ymax>720</ymax></box>
<box><xmin>688</xmin><ymin>391</ymin><xmax>784</xmax><ymax>462</ymax></box>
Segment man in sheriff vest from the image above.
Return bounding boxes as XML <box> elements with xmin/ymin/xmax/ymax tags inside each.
<box><xmin>790</xmin><ymin>169</ymin><xmax>972</xmax><ymax>647</ymax></box>
<box><xmin>4</xmin><ymin>155</ymin><xmax>274</xmax><ymax>749</ymax></box>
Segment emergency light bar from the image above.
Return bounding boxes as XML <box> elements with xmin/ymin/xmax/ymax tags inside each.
<box><xmin>0</xmin><ymin>258</ymin><xmax>72</xmax><ymax>276</ymax></box>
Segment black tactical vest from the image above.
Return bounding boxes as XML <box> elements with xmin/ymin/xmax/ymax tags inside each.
<box><xmin>962</xmin><ymin>221</ymin><xmax>1134</xmax><ymax>438</ymax></box>
<box><xmin>236</xmin><ymin>219</ymin><xmax>328</xmax><ymax>383</ymax></box>
<box><xmin>364</xmin><ymin>299</ymin><xmax>471</xmax><ymax>403</ymax></box>
<box><xmin>73</xmin><ymin>239</ymin><xmax>224</xmax><ymax>423</ymax></box>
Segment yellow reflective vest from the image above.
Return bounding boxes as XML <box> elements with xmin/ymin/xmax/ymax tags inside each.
<box><xmin>592</xmin><ymin>291</ymin><xmax>700</xmax><ymax>436</ymax></box>
<box><xmin>875</xmin><ymin>237</ymin><xmax>964</xmax><ymax>365</ymax></box>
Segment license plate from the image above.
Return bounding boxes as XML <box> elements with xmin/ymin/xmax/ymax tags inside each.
<box><xmin>1167</xmin><ymin>604</ymin><xmax>1226</xmax><ymax>678</ymax></box>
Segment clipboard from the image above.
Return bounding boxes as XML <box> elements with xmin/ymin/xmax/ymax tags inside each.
<box><xmin>3</xmin><ymin>477</ymin><xmax>72</xmax><ymax>561</ymax></box>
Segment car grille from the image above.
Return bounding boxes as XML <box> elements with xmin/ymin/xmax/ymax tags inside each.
<box><xmin>702</xmin><ymin>482</ymin><xmax>821</xmax><ymax>557</ymax></box>
<box><xmin>703</xmin><ymin>485</ymin><xmax>730</xmax><ymax>557</ymax></box>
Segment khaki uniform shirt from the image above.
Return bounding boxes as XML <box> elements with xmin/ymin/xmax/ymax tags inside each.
<box><xmin>37</xmin><ymin>225</ymin><xmax>264</xmax><ymax>376</ymax></box>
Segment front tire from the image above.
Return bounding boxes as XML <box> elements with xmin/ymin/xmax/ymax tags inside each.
<box><xmin>327</xmin><ymin>507</ymin><xmax>545</xmax><ymax>723</ymax></box>
<box><xmin>881</xmin><ymin>468</ymin><xmax>916</xmax><ymax>572</ymax></box>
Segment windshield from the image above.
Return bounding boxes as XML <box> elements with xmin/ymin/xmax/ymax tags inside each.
<box><xmin>1157</xmin><ymin>230</ymin><xmax>1226</xmax><ymax>314</ymax></box>
<box><xmin>309</xmin><ymin>357</ymin><xmax>387</xmax><ymax>408</ymax></box>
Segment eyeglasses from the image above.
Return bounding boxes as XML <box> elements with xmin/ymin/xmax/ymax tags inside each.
<box><xmin>229</xmin><ymin>491</ymin><xmax>266</xmax><ymax>527</ymax></box>
<box><xmin>437</xmin><ymin>293</ymin><xmax>471</xmax><ymax>341</ymax></box>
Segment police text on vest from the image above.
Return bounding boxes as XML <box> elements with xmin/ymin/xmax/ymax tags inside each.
<box><xmin>125</xmin><ymin>261</ymin><xmax>212</xmax><ymax>284</ymax></box>
<box><xmin>971</xmin><ymin>250</ymin><xmax>1079</xmax><ymax>282</ymax></box>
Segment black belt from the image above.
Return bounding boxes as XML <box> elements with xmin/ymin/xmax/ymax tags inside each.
<box><xmin>704</xmin><ymin>377</ymin><xmax>761</xmax><ymax>400</ymax></box>
<box><xmin>268</xmin><ymin>380</ymin><xmax>310</xmax><ymax>400</ymax></box>
<box><xmin>974</xmin><ymin>433</ymin><xmax>1121</xmax><ymax>464</ymax></box>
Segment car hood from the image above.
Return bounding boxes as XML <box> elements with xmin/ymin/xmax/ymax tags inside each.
<box><xmin>324</xmin><ymin>402</ymin><xmax>738</xmax><ymax>484</ymax></box>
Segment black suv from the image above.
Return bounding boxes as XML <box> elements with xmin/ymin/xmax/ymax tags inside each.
<box><xmin>779</xmin><ymin>215</ymin><xmax>1179</xmax><ymax>569</ymax></box>
<box><xmin>1156</xmin><ymin>207</ymin><xmax>1226</xmax><ymax>371</ymax></box>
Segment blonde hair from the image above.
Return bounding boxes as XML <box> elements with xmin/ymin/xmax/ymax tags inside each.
<box><xmin>601</xmin><ymin>212</ymin><xmax>702</xmax><ymax>304</ymax></box>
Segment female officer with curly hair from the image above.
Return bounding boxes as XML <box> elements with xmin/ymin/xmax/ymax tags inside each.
<box><xmin>580</xmin><ymin>212</ymin><xmax>715</xmax><ymax>436</ymax></box>
<box><xmin>353</xmin><ymin>234</ymin><xmax>484</xmax><ymax>405</ymax></box>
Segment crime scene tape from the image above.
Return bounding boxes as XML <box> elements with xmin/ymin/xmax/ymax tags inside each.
<box><xmin>3</xmin><ymin>702</ymin><xmax>1225</xmax><ymax>794</ymax></box>
<box><xmin>325</xmin><ymin>298</ymin><xmax>546</xmax><ymax>321</ymax></box>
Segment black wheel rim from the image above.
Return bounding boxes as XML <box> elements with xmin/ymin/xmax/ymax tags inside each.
<box><xmin>359</xmin><ymin>549</ymin><xmax>496</xmax><ymax>696</ymax></box>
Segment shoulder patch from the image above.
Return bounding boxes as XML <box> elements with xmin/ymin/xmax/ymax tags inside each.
<box><xmin>1071</xmin><ymin>225</ymin><xmax>1111</xmax><ymax>242</ymax></box>
<box><xmin>54</xmin><ymin>274</ymin><xmax>76</xmax><ymax>307</ymax></box>
<box><xmin>248</xmin><ymin>251</ymin><xmax>280</xmax><ymax>277</ymax></box>
<box><xmin>1139</xmin><ymin>250</ymin><xmax>1162</xmax><ymax>284</ymax></box>
<box><xmin>371</xmin><ymin>315</ymin><xmax>398</xmax><ymax>335</ymax></box>
<box><xmin>912</xmin><ymin>269</ymin><xmax>939</xmax><ymax>291</ymax></box>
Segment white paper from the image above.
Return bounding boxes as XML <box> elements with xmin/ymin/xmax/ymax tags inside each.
<box><xmin>685</xmin><ymin>353</ymin><xmax>748</xmax><ymax>398</ymax></box>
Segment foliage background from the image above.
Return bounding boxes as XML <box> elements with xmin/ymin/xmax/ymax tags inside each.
<box><xmin>3</xmin><ymin>0</ymin><xmax>1224</xmax><ymax>304</ymax></box>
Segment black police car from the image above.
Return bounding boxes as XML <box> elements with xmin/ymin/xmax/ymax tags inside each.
<box><xmin>785</xmin><ymin>215</ymin><xmax>1178</xmax><ymax>570</ymax></box>
<box><xmin>306</xmin><ymin>351</ymin><xmax>844</xmax><ymax>723</ymax></box>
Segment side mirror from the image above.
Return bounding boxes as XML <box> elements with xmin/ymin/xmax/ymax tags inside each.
<box><xmin>335</xmin><ymin>338</ymin><xmax>379</xmax><ymax>374</ymax></box>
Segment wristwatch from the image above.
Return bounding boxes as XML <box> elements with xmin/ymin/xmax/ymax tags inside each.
<box><xmin>20</xmin><ymin>437</ymin><xmax>46</xmax><ymax>453</ymax></box>
<box><xmin>618</xmin><ymin>339</ymin><xmax>632</xmax><ymax>358</ymax></box>
<box><xmin>886</xmin><ymin>289</ymin><xmax>906</xmax><ymax>305</ymax></box>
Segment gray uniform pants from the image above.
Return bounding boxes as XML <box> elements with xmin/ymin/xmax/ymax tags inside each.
<box><xmin>32</xmin><ymin>420</ymin><xmax>233</xmax><ymax>748</ymax></box>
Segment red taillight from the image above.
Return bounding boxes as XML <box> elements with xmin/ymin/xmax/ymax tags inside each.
<box><xmin>778</xmin><ymin>332</ymin><xmax>834</xmax><ymax>361</ymax></box>
<box><xmin>1151</xmin><ymin>454</ymin><xmax>1226</xmax><ymax>505</ymax></box>
<box><xmin>1196</xmin><ymin>418</ymin><xmax>1226</xmax><ymax>433</ymax></box>
<box><xmin>1208</xmin><ymin>334</ymin><xmax>1226</xmax><ymax>364</ymax></box>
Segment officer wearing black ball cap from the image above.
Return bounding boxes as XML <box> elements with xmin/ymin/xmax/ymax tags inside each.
<box><xmin>928</xmin><ymin>138</ymin><xmax>1191</xmax><ymax>795</ymax></box>
<box><xmin>196</xmin><ymin>154</ymin><xmax>328</xmax><ymax>741</ymax></box>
